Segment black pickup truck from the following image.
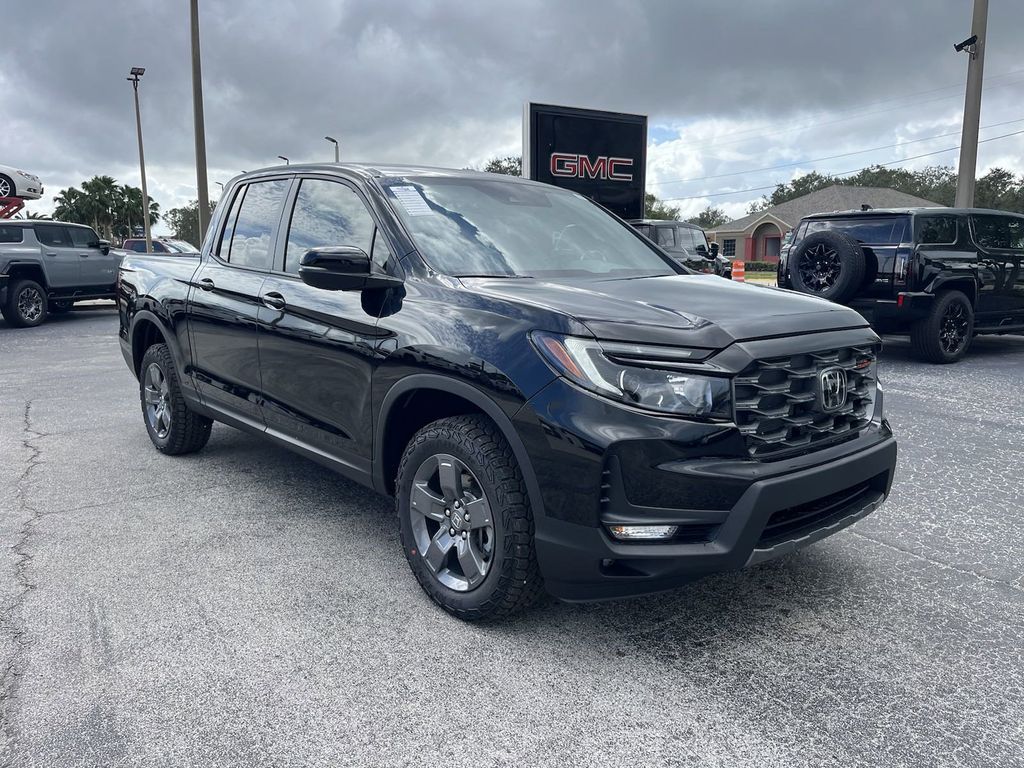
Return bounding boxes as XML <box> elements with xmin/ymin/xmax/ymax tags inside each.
<box><xmin>118</xmin><ymin>164</ymin><xmax>897</xmax><ymax>620</ymax></box>
<box><xmin>778</xmin><ymin>208</ymin><xmax>1024</xmax><ymax>363</ymax></box>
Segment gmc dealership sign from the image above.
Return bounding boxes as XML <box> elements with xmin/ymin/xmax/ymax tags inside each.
<box><xmin>524</xmin><ymin>103</ymin><xmax>647</xmax><ymax>219</ymax></box>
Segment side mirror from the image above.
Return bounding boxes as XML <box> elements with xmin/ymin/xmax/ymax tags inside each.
<box><xmin>298</xmin><ymin>246</ymin><xmax>402</xmax><ymax>291</ymax></box>
<box><xmin>95</xmin><ymin>239</ymin><xmax>111</xmax><ymax>255</ymax></box>
<box><xmin>710</xmin><ymin>242</ymin><xmax>720</xmax><ymax>257</ymax></box>
<box><xmin>695</xmin><ymin>243</ymin><xmax>714</xmax><ymax>259</ymax></box>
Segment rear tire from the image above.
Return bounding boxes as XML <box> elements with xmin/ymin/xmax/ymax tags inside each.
<box><xmin>910</xmin><ymin>290</ymin><xmax>974</xmax><ymax>364</ymax></box>
<box><xmin>396</xmin><ymin>415</ymin><xmax>544</xmax><ymax>621</ymax></box>
<box><xmin>788</xmin><ymin>231</ymin><xmax>866</xmax><ymax>303</ymax></box>
<box><xmin>1</xmin><ymin>278</ymin><xmax>48</xmax><ymax>327</ymax></box>
<box><xmin>139</xmin><ymin>343</ymin><xmax>213</xmax><ymax>454</ymax></box>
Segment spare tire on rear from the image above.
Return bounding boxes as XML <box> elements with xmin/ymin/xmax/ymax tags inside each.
<box><xmin>788</xmin><ymin>230</ymin><xmax>866</xmax><ymax>303</ymax></box>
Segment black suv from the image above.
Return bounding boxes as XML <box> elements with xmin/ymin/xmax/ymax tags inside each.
<box><xmin>118</xmin><ymin>164</ymin><xmax>896</xmax><ymax>620</ymax></box>
<box><xmin>630</xmin><ymin>219</ymin><xmax>731</xmax><ymax>277</ymax></box>
<box><xmin>778</xmin><ymin>208</ymin><xmax>1024</xmax><ymax>362</ymax></box>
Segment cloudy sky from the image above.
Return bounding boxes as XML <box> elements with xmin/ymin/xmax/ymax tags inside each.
<box><xmin>4</xmin><ymin>0</ymin><xmax>1024</xmax><ymax>234</ymax></box>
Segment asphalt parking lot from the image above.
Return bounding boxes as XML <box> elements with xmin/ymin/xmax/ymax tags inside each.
<box><xmin>1</xmin><ymin>307</ymin><xmax>1022</xmax><ymax>767</ymax></box>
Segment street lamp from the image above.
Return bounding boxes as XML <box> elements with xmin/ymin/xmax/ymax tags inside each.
<box><xmin>277</xmin><ymin>155</ymin><xmax>290</xmax><ymax>165</ymax></box>
<box><xmin>325</xmin><ymin>135</ymin><xmax>340</xmax><ymax>163</ymax></box>
<box><xmin>127</xmin><ymin>66</ymin><xmax>153</xmax><ymax>253</ymax></box>
<box><xmin>190</xmin><ymin>0</ymin><xmax>211</xmax><ymax>239</ymax></box>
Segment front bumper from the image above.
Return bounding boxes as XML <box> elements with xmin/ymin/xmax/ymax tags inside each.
<box><xmin>515</xmin><ymin>369</ymin><xmax>897</xmax><ymax>602</ymax></box>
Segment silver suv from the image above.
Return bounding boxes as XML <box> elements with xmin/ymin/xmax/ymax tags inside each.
<box><xmin>0</xmin><ymin>221</ymin><xmax>121</xmax><ymax>327</ymax></box>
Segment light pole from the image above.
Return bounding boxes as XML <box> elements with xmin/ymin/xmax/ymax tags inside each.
<box><xmin>954</xmin><ymin>0</ymin><xmax>989</xmax><ymax>208</ymax></box>
<box><xmin>325</xmin><ymin>135</ymin><xmax>340</xmax><ymax>163</ymax></box>
<box><xmin>277</xmin><ymin>155</ymin><xmax>290</xmax><ymax>165</ymax></box>
<box><xmin>127</xmin><ymin>67</ymin><xmax>153</xmax><ymax>252</ymax></box>
<box><xmin>190</xmin><ymin>0</ymin><xmax>211</xmax><ymax>239</ymax></box>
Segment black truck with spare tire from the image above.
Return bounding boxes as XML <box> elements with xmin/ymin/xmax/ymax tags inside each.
<box><xmin>778</xmin><ymin>207</ymin><xmax>1024</xmax><ymax>363</ymax></box>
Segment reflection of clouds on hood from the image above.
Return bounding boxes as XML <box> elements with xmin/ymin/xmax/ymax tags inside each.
<box><xmin>5</xmin><ymin>0</ymin><xmax>1024</xmax><ymax>230</ymax></box>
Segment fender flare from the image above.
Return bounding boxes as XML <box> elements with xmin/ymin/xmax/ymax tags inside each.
<box><xmin>373</xmin><ymin>374</ymin><xmax>547</xmax><ymax>520</ymax></box>
<box><xmin>930</xmin><ymin>275</ymin><xmax>979</xmax><ymax>306</ymax></box>
<box><xmin>129</xmin><ymin>308</ymin><xmax>188</xmax><ymax>376</ymax></box>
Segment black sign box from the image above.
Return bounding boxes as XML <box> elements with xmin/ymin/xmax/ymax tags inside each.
<box><xmin>523</xmin><ymin>102</ymin><xmax>647</xmax><ymax>220</ymax></box>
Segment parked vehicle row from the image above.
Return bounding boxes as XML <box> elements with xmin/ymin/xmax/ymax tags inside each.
<box><xmin>778</xmin><ymin>207</ymin><xmax>1024</xmax><ymax>362</ymax></box>
<box><xmin>118</xmin><ymin>163</ymin><xmax>896</xmax><ymax>620</ymax></box>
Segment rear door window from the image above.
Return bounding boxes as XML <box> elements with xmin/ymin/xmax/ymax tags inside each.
<box><xmin>35</xmin><ymin>224</ymin><xmax>72</xmax><ymax>247</ymax></box>
<box><xmin>805</xmin><ymin>217</ymin><xmax>909</xmax><ymax>245</ymax></box>
<box><xmin>655</xmin><ymin>226</ymin><xmax>675</xmax><ymax>248</ymax></box>
<box><xmin>223</xmin><ymin>179</ymin><xmax>290</xmax><ymax>270</ymax></box>
<box><xmin>917</xmin><ymin>216</ymin><xmax>958</xmax><ymax>245</ymax></box>
<box><xmin>970</xmin><ymin>214</ymin><xmax>1024</xmax><ymax>251</ymax></box>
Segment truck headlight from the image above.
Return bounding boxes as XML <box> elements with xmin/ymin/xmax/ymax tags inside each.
<box><xmin>532</xmin><ymin>332</ymin><xmax>731</xmax><ymax>418</ymax></box>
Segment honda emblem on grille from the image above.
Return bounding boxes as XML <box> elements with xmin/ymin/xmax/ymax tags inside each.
<box><xmin>818</xmin><ymin>367</ymin><xmax>847</xmax><ymax>412</ymax></box>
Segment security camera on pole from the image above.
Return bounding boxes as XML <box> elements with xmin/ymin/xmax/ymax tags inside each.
<box><xmin>954</xmin><ymin>0</ymin><xmax>988</xmax><ymax>208</ymax></box>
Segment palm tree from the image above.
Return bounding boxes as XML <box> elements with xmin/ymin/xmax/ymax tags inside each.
<box><xmin>53</xmin><ymin>178</ymin><xmax>159</xmax><ymax>241</ymax></box>
<box><xmin>80</xmin><ymin>176</ymin><xmax>120</xmax><ymax>240</ymax></box>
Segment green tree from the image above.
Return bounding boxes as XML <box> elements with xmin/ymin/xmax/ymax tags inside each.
<box><xmin>644</xmin><ymin>192</ymin><xmax>680</xmax><ymax>220</ymax></box>
<box><xmin>687</xmin><ymin>205</ymin><xmax>729</xmax><ymax>229</ymax></box>
<box><xmin>165</xmin><ymin>199</ymin><xmax>217</xmax><ymax>247</ymax></box>
<box><xmin>482</xmin><ymin>155</ymin><xmax>522</xmax><ymax>176</ymax></box>
<box><xmin>53</xmin><ymin>176</ymin><xmax>158</xmax><ymax>241</ymax></box>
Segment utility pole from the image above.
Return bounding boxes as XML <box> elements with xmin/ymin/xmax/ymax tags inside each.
<box><xmin>954</xmin><ymin>0</ymin><xmax>988</xmax><ymax>208</ymax></box>
<box><xmin>127</xmin><ymin>67</ymin><xmax>153</xmax><ymax>252</ymax></box>
<box><xmin>190</xmin><ymin>0</ymin><xmax>211</xmax><ymax>239</ymax></box>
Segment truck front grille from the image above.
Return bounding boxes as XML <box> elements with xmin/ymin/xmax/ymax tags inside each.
<box><xmin>734</xmin><ymin>345</ymin><xmax>876</xmax><ymax>459</ymax></box>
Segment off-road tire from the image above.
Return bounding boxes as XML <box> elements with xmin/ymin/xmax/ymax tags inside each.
<box><xmin>397</xmin><ymin>415</ymin><xmax>544</xmax><ymax>621</ymax></box>
<box><xmin>789</xmin><ymin>230</ymin><xmax>866</xmax><ymax>303</ymax></box>
<box><xmin>139</xmin><ymin>343</ymin><xmax>213</xmax><ymax>454</ymax></box>
<box><xmin>910</xmin><ymin>289</ymin><xmax>974</xmax><ymax>364</ymax></box>
<box><xmin>1</xmin><ymin>278</ymin><xmax>48</xmax><ymax>327</ymax></box>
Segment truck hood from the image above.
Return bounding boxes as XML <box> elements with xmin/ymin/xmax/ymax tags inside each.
<box><xmin>462</xmin><ymin>274</ymin><xmax>869</xmax><ymax>348</ymax></box>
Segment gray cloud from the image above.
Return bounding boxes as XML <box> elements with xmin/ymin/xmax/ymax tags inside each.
<box><xmin>3</xmin><ymin>0</ymin><xmax>1023</xmax><ymax>226</ymax></box>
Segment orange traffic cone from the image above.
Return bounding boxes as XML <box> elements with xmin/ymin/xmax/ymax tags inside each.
<box><xmin>732</xmin><ymin>261</ymin><xmax>745</xmax><ymax>282</ymax></box>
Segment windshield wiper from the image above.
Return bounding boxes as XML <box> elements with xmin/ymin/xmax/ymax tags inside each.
<box><xmin>454</xmin><ymin>273</ymin><xmax>534</xmax><ymax>279</ymax></box>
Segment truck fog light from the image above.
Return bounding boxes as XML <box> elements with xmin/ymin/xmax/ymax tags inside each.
<box><xmin>607</xmin><ymin>525</ymin><xmax>678</xmax><ymax>541</ymax></box>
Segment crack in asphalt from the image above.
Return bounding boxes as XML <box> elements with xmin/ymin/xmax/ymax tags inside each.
<box><xmin>0</xmin><ymin>401</ymin><xmax>46</xmax><ymax>764</ymax></box>
<box><xmin>847</xmin><ymin>528</ymin><xmax>1024</xmax><ymax>594</ymax></box>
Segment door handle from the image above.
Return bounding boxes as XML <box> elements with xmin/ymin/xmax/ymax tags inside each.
<box><xmin>262</xmin><ymin>291</ymin><xmax>286</xmax><ymax>310</ymax></box>
<box><xmin>197</xmin><ymin>277</ymin><xmax>216</xmax><ymax>291</ymax></box>
<box><xmin>45</xmin><ymin>252</ymin><xmax>57</xmax><ymax>257</ymax></box>
<box><xmin>79</xmin><ymin>253</ymin><xmax>90</xmax><ymax>258</ymax></box>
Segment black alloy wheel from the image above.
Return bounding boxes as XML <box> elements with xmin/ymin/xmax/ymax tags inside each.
<box><xmin>797</xmin><ymin>242</ymin><xmax>842</xmax><ymax>292</ymax></box>
<box><xmin>408</xmin><ymin>453</ymin><xmax>495</xmax><ymax>592</ymax></box>
<box><xmin>910</xmin><ymin>289</ymin><xmax>974</xmax><ymax>364</ymax></box>
<box><xmin>1</xmin><ymin>278</ymin><xmax>48</xmax><ymax>327</ymax></box>
<box><xmin>396</xmin><ymin>415</ymin><xmax>544</xmax><ymax>620</ymax></box>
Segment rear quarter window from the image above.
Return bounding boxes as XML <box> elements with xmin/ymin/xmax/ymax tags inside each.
<box><xmin>0</xmin><ymin>226</ymin><xmax>24</xmax><ymax>243</ymax></box>
<box><xmin>917</xmin><ymin>215</ymin><xmax>959</xmax><ymax>245</ymax></box>
<box><xmin>970</xmin><ymin>214</ymin><xmax>1024</xmax><ymax>250</ymax></box>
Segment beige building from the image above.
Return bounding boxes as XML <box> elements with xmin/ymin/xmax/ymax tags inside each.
<box><xmin>709</xmin><ymin>185</ymin><xmax>941</xmax><ymax>263</ymax></box>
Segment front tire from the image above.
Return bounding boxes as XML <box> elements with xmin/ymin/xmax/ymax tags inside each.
<box><xmin>139</xmin><ymin>343</ymin><xmax>213</xmax><ymax>454</ymax></box>
<box><xmin>910</xmin><ymin>290</ymin><xmax>974</xmax><ymax>364</ymax></box>
<box><xmin>1</xmin><ymin>278</ymin><xmax>48</xmax><ymax>327</ymax></box>
<box><xmin>397</xmin><ymin>415</ymin><xmax>544</xmax><ymax>620</ymax></box>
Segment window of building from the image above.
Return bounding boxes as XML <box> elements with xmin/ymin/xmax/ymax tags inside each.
<box><xmin>722</xmin><ymin>239</ymin><xmax>736</xmax><ymax>257</ymax></box>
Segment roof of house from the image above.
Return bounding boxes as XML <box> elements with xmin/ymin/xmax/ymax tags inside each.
<box><xmin>712</xmin><ymin>185</ymin><xmax>942</xmax><ymax>234</ymax></box>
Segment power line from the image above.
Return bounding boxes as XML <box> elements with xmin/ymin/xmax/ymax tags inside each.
<box><xmin>650</xmin><ymin>116</ymin><xmax>1024</xmax><ymax>186</ymax></box>
<box><xmin>660</xmin><ymin>128</ymin><xmax>1024</xmax><ymax>202</ymax></box>
<box><xmin>666</xmin><ymin>71</ymin><xmax>1024</xmax><ymax>153</ymax></box>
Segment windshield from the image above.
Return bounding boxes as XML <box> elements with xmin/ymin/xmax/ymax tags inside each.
<box><xmin>381</xmin><ymin>176</ymin><xmax>678</xmax><ymax>278</ymax></box>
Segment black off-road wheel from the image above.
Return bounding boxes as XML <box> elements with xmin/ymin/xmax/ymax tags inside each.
<box><xmin>396</xmin><ymin>415</ymin><xmax>544</xmax><ymax>621</ymax></box>
<box><xmin>139</xmin><ymin>343</ymin><xmax>213</xmax><ymax>454</ymax></box>
<box><xmin>910</xmin><ymin>290</ymin><xmax>974</xmax><ymax>364</ymax></box>
<box><xmin>789</xmin><ymin>230</ymin><xmax>866</xmax><ymax>303</ymax></box>
<box><xmin>1</xmin><ymin>278</ymin><xmax>48</xmax><ymax>328</ymax></box>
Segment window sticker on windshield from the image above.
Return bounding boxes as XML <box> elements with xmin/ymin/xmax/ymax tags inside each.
<box><xmin>390</xmin><ymin>185</ymin><xmax>433</xmax><ymax>216</ymax></box>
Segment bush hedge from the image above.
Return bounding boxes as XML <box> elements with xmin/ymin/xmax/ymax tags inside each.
<box><xmin>736</xmin><ymin>261</ymin><xmax>777</xmax><ymax>272</ymax></box>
